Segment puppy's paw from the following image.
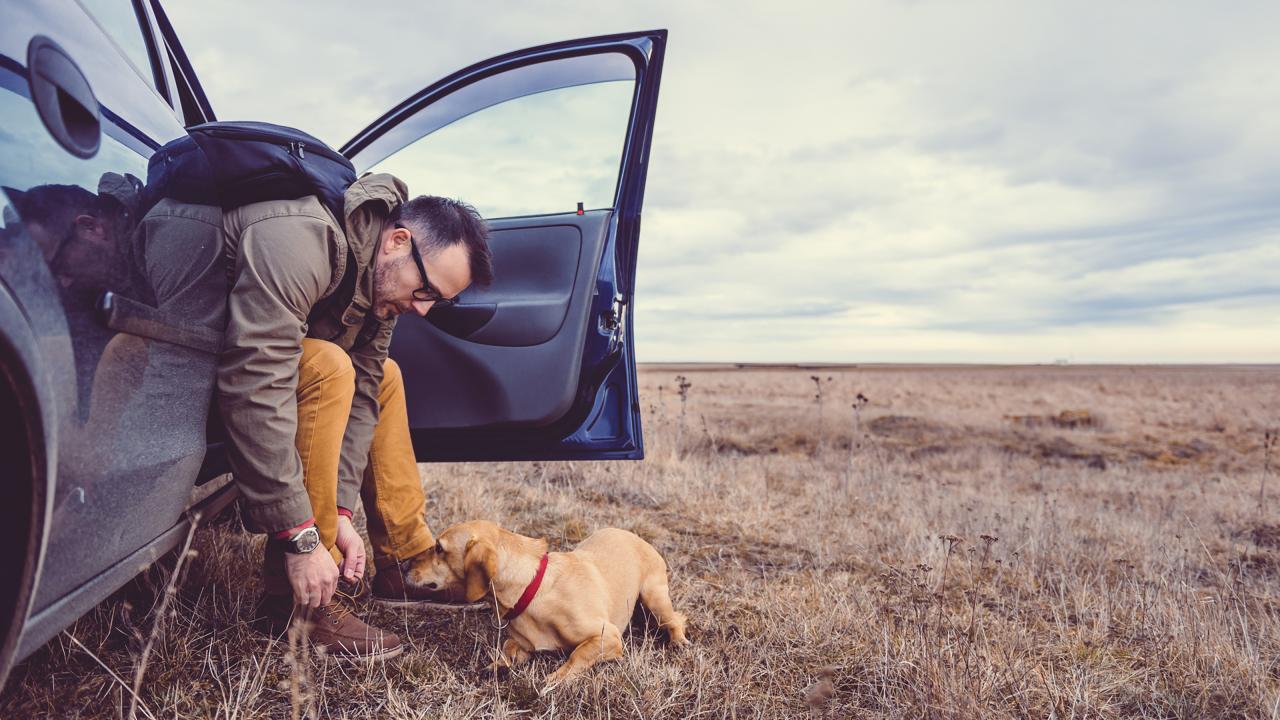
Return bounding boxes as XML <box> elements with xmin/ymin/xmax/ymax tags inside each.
<box><xmin>542</xmin><ymin>668</ymin><xmax>574</xmax><ymax>691</ymax></box>
<box><xmin>665</xmin><ymin>623</ymin><xmax>692</xmax><ymax>648</ymax></box>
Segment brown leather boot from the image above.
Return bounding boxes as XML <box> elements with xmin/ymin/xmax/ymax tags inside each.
<box><xmin>254</xmin><ymin>587</ymin><xmax>403</xmax><ymax>660</ymax></box>
<box><xmin>371</xmin><ymin>555</ymin><xmax>485</xmax><ymax>611</ymax></box>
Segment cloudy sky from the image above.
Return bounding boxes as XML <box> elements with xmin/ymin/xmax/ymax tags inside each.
<box><xmin>166</xmin><ymin>0</ymin><xmax>1280</xmax><ymax>363</ymax></box>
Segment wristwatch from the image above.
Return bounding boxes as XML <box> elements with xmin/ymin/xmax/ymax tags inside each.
<box><xmin>282</xmin><ymin>525</ymin><xmax>320</xmax><ymax>554</ymax></box>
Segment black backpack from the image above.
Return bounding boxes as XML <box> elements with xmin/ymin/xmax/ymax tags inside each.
<box><xmin>144</xmin><ymin>121</ymin><xmax>356</xmax><ymax>222</ymax></box>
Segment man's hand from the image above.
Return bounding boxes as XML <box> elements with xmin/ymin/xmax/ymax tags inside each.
<box><xmin>284</xmin><ymin>548</ymin><xmax>339</xmax><ymax>609</ymax></box>
<box><xmin>335</xmin><ymin>515</ymin><xmax>367</xmax><ymax>583</ymax></box>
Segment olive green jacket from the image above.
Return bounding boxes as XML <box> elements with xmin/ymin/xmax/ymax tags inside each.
<box><xmin>217</xmin><ymin>173</ymin><xmax>408</xmax><ymax>533</ymax></box>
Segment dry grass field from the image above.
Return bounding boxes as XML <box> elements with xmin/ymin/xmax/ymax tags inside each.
<box><xmin>3</xmin><ymin>364</ymin><xmax>1279</xmax><ymax>719</ymax></box>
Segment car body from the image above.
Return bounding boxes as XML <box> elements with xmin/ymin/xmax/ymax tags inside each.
<box><xmin>0</xmin><ymin>0</ymin><xmax>664</xmax><ymax>688</ymax></box>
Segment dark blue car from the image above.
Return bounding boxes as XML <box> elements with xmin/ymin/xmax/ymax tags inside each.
<box><xmin>0</xmin><ymin>0</ymin><xmax>664</xmax><ymax>688</ymax></box>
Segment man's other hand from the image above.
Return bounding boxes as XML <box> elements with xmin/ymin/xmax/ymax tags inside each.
<box><xmin>335</xmin><ymin>514</ymin><xmax>367</xmax><ymax>583</ymax></box>
<box><xmin>285</xmin><ymin>547</ymin><xmax>339</xmax><ymax>608</ymax></box>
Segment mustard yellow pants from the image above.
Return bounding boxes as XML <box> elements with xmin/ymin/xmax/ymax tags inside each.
<box><xmin>263</xmin><ymin>338</ymin><xmax>434</xmax><ymax>593</ymax></box>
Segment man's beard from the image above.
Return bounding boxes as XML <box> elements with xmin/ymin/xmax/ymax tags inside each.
<box><xmin>372</xmin><ymin>254</ymin><xmax>409</xmax><ymax>319</ymax></box>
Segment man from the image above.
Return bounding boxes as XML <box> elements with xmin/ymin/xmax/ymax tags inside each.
<box><xmin>217</xmin><ymin>172</ymin><xmax>493</xmax><ymax>659</ymax></box>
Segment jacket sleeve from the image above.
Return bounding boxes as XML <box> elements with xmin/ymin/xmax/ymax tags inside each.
<box><xmin>218</xmin><ymin>215</ymin><xmax>335</xmax><ymax>534</ymax></box>
<box><xmin>335</xmin><ymin>317</ymin><xmax>396</xmax><ymax>512</ymax></box>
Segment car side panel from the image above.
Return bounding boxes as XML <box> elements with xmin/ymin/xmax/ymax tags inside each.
<box><xmin>0</xmin><ymin>1</ymin><xmax>222</xmax><ymax>618</ymax></box>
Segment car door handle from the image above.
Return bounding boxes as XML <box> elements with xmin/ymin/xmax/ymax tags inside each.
<box><xmin>27</xmin><ymin>36</ymin><xmax>101</xmax><ymax>159</ymax></box>
<box><xmin>427</xmin><ymin>302</ymin><xmax>497</xmax><ymax>340</ymax></box>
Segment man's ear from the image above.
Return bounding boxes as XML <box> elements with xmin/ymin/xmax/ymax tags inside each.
<box><xmin>382</xmin><ymin>223</ymin><xmax>411</xmax><ymax>255</ymax></box>
<box><xmin>73</xmin><ymin>214</ymin><xmax>104</xmax><ymax>243</ymax></box>
<box><xmin>463</xmin><ymin>537</ymin><xmax>498</xmax><ymax>602</ymax></box>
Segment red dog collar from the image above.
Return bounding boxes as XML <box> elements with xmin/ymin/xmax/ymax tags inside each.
<box><xmin>505</xmin><ymin>553</ymin><xmax>548</xmax><ymax>620</ymax></box>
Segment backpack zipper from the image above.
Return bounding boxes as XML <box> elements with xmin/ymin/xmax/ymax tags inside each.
<box><xmin>200</xmin><ymin>125</ymin><xmax>347</xmax><ymax>164</ymax></box>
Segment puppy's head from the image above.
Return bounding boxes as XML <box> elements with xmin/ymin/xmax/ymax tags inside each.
<box><xmin>404</xmin><ymin>520</ymin><xmax>502</xmax><ymax>602</ymax></box>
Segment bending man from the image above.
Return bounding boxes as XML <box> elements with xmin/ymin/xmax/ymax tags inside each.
<box><xmin>218</xmin><ymin>174</ymin><xmax>492</xmax><ymax>659</ymax></box>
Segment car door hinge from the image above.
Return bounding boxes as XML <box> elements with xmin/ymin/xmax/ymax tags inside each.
<box><xmin>601</xmin><ymin>293</ymin><xmax>626</xmax><ymax>351</ymax></box>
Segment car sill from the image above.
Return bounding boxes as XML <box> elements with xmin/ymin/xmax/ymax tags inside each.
<box><xmin>15</xmin><ymin>479</ymin><xmax>238</xmax><ymax>661</ymax></box>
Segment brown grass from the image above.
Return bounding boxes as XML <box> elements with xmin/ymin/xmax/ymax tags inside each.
<box><xmin>3</xmin><ymin>364</ymin><xmax>1279</xmax><ymax>719</ymax></box>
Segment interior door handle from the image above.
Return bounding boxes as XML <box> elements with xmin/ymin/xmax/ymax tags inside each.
<box><xmin>427</xmin><ymin>303</ymin><xmax>497</xmax><ymax>339</ymax></box>
<box><xmin>27</xmin><ymin>36</ymin><xmax>101</xmax><ymax>159</ymax></box>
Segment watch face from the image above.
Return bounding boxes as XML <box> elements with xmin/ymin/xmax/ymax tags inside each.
<box><xmin>292</xmin><ymin>526</ymin><xmax>320</xmax><ymax>554</ymax></box>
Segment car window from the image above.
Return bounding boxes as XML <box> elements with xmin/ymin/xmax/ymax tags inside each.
<box><xmin>367</xmin><ymin>56</ymin><xmax>636</xmax><ymax>219</ymax></box>
<box><xmin>77</xmin><ymin>0</ymin><xmax>158</xmax><ymax>90</ymax></box>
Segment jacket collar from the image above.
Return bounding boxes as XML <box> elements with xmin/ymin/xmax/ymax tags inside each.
<box><xmin>338</xmin><ymin>173</ymin><xmax>408</xmax><ymax>326</ymax></box>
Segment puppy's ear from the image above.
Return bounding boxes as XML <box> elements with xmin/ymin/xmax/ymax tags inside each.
<box><xmin>463</xmin><ymin>537</ymin><xmax>498</xmax><ymax>602</ymax></box>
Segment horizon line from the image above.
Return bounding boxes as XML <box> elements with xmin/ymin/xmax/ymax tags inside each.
<box><xmin>636</xmin><ymin>361</ymin><xmax>1280</xmax><ymax>368</ymax></box>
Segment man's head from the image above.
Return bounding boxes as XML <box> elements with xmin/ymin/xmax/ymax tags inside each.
<box><xmin>372</xmin><ymin>195</ymin><xmax>493</xmax><ymax>320</ymax></box>
<box><xmin>7</xmin><ymin>183</ymin><xmax>132</xmax><ymax>290</ymax></box>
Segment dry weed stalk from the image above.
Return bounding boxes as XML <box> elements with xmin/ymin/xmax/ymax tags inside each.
<box><xmin>674</xmin><ymin>375</ymin><xmax>693</xmax><ymax>451</ymax></box>
<box><xmin>966</xmin><ymin>534</ymin><xmax>998</xmax><ymax>642</ymax></box>
<box><xmin>809</xmin><ymin>375</ymin><xmax>833</xmax><ymax>428</ymax></box>
<box><xmin>845</xmin><ymin>392</ymin><xmax>869</xmax><ymax>490</ymax></box>
<box><xmin>1261</xmin><ymin>428</ymin><xmax>1276</xmax><ymax>518</ymax></box>
<box><xmin>933</xmin><ymin>534</ymin><xmax>963</xmax><ymax>636</ymax></box>
<box><xmin>285</xmin><ymin>607</ymin><xmax>316</xmax><ymax>720</ymax></box>
<box><xmin>127</xmin><ymin>512</ymin><xmax>201</xmax><ymax>720</ymax></box>
<box><xmin>63</xmin><ymin>631</ymin><xmax>156</xmax><ymax>720</ymax></box>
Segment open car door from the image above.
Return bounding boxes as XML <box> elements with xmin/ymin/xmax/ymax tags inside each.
<box><xmin>340</xmin><ymin>30</ymin><xmax>665</xmax><ymax>461</ymax></box>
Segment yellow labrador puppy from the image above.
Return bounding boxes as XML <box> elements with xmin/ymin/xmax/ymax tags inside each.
<box><xmin>405</xmin><ymin>520</ymin><xmax>689</xmax><ymax>686</ymax></box>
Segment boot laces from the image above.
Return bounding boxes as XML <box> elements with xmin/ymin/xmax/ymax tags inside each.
<box><xmin>322</xmin><ymin>584</ymin><xmax>361</xmax><ymax>624</ymax></box>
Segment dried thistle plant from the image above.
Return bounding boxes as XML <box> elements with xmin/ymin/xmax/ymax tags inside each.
<box><xmin>1262</xmin><ymin>428</ymin><xmax>1276</xmax><ymax>517</ymax></box>
<box><xmin>937</xmin><ymin>535</ymin><xmax>963</xmax><ymax>595</ymax></box>
<box><xmin>809</xmin><ymin>375</ymin><xmax>834</xmax><ymax>426</ymax></box>
<box><xmin>845</xmin><ymin>392</ymin><xmax>870</xmax><ymax>490</ymax></box>
<box><xmin>674</xmin><ymin>375</ymin><xmax>693</xmax><ymax>451</ymax></box>
<box><xmin>967</xmin><ymin>534</ymin><xmax>999</xmax><ymax>641</ymax></box>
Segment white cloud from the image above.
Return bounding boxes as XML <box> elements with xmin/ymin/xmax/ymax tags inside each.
<box><xmin>165</xmin><ymin>0</ymin><xmax>1280</xmax><ymax>362</ymax></box>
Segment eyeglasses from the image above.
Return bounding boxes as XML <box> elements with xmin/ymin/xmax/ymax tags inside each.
<box><xmin>396</xmin><ymin>223</ymin><xmax>456</xmax><ymax>307</ymax></box>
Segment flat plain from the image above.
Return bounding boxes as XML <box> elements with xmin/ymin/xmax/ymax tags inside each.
<box><xmin>2</xmin><ymin>364</ymin><xmax>1278</xmax><ymax>719</ymax></box>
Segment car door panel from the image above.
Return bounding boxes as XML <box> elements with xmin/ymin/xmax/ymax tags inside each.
<box><xmin>344</xmin><ymin>30</ymin><xmax>665</xmax><ymax>462</ymax></box>
<box><xmin>431</xmin><ymin>219</ymin><xmax>586</xmax><ymax>348</ymax></box>
<box><xmin>392</xmin><ymin>211</ymin><xmax>606</xmax><ymax>429</ymax></box>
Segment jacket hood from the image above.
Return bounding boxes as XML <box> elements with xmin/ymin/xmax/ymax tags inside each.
<box><xmin>343</xmin><ymin>172</ymin><xmax>408</xmax><ymax>233</ymax></box>
<box><xmin>339</xmin><ymin>173</ymin><xmax>408</xmax><ymax>325</ymax></box>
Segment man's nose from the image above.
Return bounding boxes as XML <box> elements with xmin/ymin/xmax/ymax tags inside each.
<box><xmin>412</xmin><ymin>299</ymin><xmax>434</xmax><ymax>317</ymax></box>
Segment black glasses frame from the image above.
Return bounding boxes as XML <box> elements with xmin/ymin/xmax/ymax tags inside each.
<box><xmin>395</xmin><ymin>223</ymin><xmax>455</xmax><ymax>306</ymax></box>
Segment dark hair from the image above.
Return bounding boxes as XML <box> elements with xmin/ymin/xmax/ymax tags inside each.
<box><xmin>388</xmin><ymin>195</ymin><xmax>493</xmax><ymax>287</ymax></box>
<box><xmin>6</xmin><ymin>184</ymin><xmax>129</xmax><ymax>264</ymax></box>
